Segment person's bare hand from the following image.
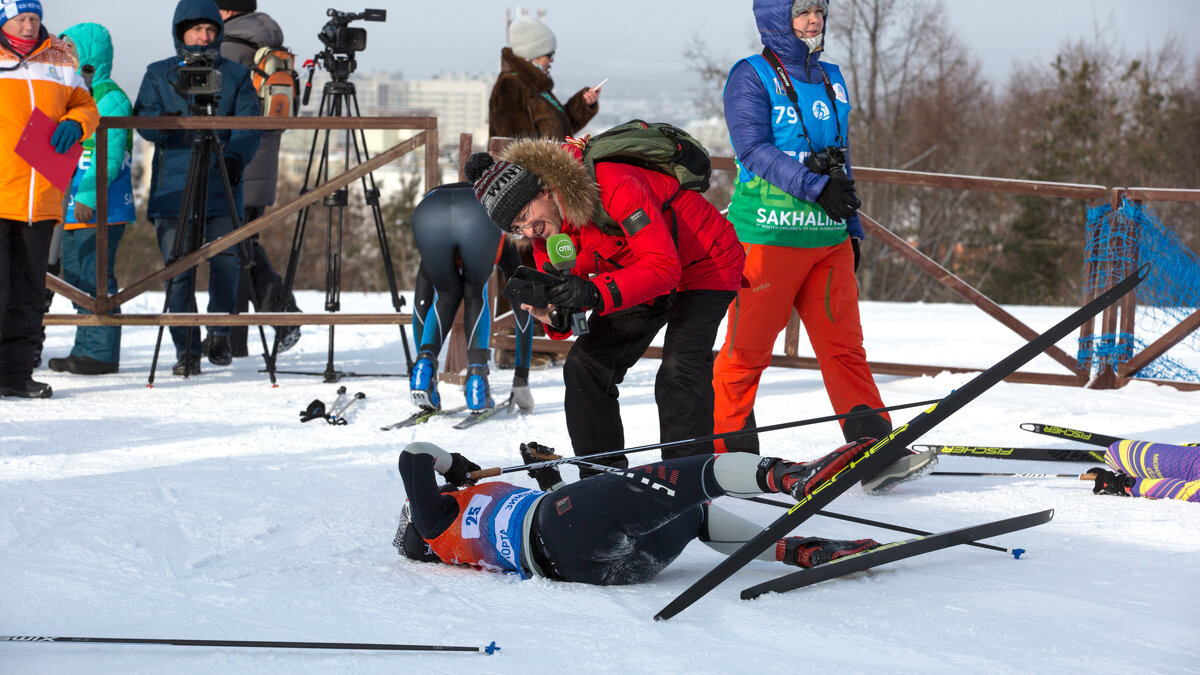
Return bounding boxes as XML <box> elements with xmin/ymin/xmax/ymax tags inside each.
<box><xmin>584</xmin><ymin>88</ymin><xmax>599</xmax><ymax>105</ymax></box>
<box><xmin>522</xmin><ymin>303</ymin><xmax>553</xmax><ymax>325</ymax></box>
<box><xmin>74</xmin><ymin>203</ymin><xmax>95</xmax><ymax>223</ymax></box>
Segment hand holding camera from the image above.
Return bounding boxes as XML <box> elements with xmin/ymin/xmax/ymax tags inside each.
<box><xmin>806</xmin><ymin>146</ymin><xmax>861</xmax><ymax>222</ymax></box>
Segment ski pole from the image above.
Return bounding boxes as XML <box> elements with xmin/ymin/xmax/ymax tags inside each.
<box><xmin>0</xmin><ymin>635</ymin><xmax>500</xmax><ymax>654</ymax></box>
<box><xmin>745</xmin><ymin>496</ymin><xmax>1023</xmax><ymax>557</ymax></box>
<box><xmin>467</xmin><ymin>398</ymin><xmax>942</xmax><ymax>481</ymax></box>
<box><xmin>931</xmin><ymin>471</ymin><xmax>1096</xmax><ymax>479</ymax></box>
<box><xmin>329</xmin><ymin>386</ymin><xmax>349</xmax><ymax>416</ymax></box>
<box><xmin>329</xmin><ymin>392</ymin><xmax>365</xmax><ymax>425</ymax></box>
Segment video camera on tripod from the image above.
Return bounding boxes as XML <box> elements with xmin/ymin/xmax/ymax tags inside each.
<box><xmin>304</xmin><ymin>7</ymin><xmax>386</xmax><ymax>98</ymax></box>
<box><xmin>173</xmin><ymin>49</ymin><xmax>222</xmax><ymax>102</ymax></box>
<box><xmin>319</xmin><ymin>8</ymin><xmax>385</xmax><ymax>53</ymax></box>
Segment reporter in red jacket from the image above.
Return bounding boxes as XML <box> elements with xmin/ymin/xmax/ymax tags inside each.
<box><xmin>465</xmin><ymin>138</ymin><xmax>744</xmax><ymax>475</ymax></box>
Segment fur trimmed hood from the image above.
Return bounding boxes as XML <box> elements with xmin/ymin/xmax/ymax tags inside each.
<box><xmin>498</xmin><ymin>138</ymin><xmax>599</xmax><ymax>227</ymax></box>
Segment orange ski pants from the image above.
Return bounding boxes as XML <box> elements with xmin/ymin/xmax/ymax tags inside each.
<box><xmin>712</xmin><ymin>239</ymin><xmax>887</xmax><ymax>452</ymax></box>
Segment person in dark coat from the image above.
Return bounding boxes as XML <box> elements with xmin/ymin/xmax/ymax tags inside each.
<box><xmin>213</xmin><ymin>0</ymin><xmax>301</xmax><ymax>358</ymax></box>
<box><xmin>488</xmin><ymin>14</ymin><xmax>599</xmax><ymax>141</ymax></box>
<box><xmin>133</xmin><ymin>0</ymin><xmax>261</xmax><ymax>376</ymax></box>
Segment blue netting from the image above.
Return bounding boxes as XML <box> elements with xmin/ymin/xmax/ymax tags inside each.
<box><xmin>1080</xmin><ymin>200</ymin><xmax>1200</xmax><ymax>382</ymax></box>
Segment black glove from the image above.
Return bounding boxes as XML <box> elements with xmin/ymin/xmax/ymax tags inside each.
<box><xmin>1091</xmin><ymin>467</ymin><xmax>1133</xmax><ymax>496</ymax></box>
<box><xmin>546</xmin><ymin>307</ymin><xmax>573</xmax><ymax>333</ymax></box>
<box><xmin>815</xmin><ymin>174</ymin><xmax>861</xmax><ymax>222</ymax></box>
<box><xmin>851</xmin><ymin>238</ymin><xmax>861</xmax><ymax>272</ymax></box>
<box><xmin>520</xmin><ymin>441</ymin><xmax>564</xmax><ymax>491</ymax></box>
<box><xmin>543</xmin><ymin>265</ymin><xmax>602</xmax><ymax>310</ymax></box>
<box><xmin>444</xmin><ymin>452</ymin><xmax>481</xmax><ymax>487</ymax></box>
<box><xmin>223</xmin><ymin>156</ymin><xmax>244</xmax><ymax>186</ymax></box>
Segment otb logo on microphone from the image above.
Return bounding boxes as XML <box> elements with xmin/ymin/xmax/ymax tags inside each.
<box><xmin>554</xmin><ymin>238</ymin><xmax>574</xmax><ymax>258</ymax></box>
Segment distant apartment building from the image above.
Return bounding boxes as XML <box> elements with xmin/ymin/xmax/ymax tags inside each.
<box><xmin>273</xmin><ymin>70</ymin><xmax>494</xmax><ymax>198</ymax></box>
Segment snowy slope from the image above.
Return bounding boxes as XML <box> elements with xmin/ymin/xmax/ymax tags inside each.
<box><xmin>2</xmin><ymin>292</ymin><xmax>1198</xmax><ymax>674</ymax></box>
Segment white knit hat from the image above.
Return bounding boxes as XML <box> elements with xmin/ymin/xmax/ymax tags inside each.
<box><xmin>508</xmin><ymin>16</ymin><xmax>556</xmax><ymax>59</ymax></box>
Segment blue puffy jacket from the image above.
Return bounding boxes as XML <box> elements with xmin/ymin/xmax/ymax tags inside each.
<box><xmin>133</xmin><ymin>0</ymin><xmax>261</xmax><ymax>220</ymax></box>
<box><xmin>723</xmin><ymin>0</ymin><xmax>863</xmax><ymax>239</ymax></box>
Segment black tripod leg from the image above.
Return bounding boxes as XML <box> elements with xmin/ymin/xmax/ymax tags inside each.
<box><xmin>347</xmin><ymin>91</ymin><xmax>413</xmax><ymax>374</ymax></box>
<box><xmin>149</xmin><ymin>135</ymin><xmax>207</xmax><ymax>386</ymax></box>
<box><xmin>209</xmin><ymin>142</ymin><xmax>262</xmax><ymax>368</ymax></box>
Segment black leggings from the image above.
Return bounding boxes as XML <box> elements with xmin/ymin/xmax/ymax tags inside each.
<box><xmin>532</xmin><ymin>454</ymin><xmax>722</xmax><ymax>585</ymax></box>
<box><xmin>411</xmin><ymin>183</ymin><xmax>502</xmax><ymax>365</ymax></box>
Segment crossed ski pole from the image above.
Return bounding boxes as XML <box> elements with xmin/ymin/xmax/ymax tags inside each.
<box><xmin>467</xmin><ymin>398</ymin><xmax>941</xmax><ymax>481</ymax></box>
<box><xmin>299</xmin><ymin>387</ymin><xmax>366</xmax><ymax>425</ymax></box>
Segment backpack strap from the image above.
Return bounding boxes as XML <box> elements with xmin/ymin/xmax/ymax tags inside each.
<box><xmin>224</xmin><ymin>35</ymin><xmax>260</xmax><ymax>51</ymax></box>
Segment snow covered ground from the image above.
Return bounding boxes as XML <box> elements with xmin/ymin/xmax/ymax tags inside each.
<box><xmin>3</xmin><ymin>291</ymin><xmax>1198</xmax><ymax>674</ymax></box>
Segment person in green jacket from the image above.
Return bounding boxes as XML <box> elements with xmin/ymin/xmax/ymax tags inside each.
<box><xmin>47</xmin><ymin>22</ymin><xmax>134</xmax><ymax>375</ymax></box>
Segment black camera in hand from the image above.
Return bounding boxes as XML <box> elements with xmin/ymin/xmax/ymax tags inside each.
<box><xmin>807</xmin><ymin>145</ymin><xmax>861</xmax><ymax>222</ymax></box>
<box><xmin>804</xmin><ymin>146</ymin><xmax>849</xmax><ymax>178</ymax></box>
<box><xmin>501</xmin><ymin>266</ymin><xmax>591</xmax><ymax>336</ymax></box>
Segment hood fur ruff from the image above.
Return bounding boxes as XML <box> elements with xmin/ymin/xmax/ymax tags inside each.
<box><xmin>498</xmin><ymin>138</ymin><xmax>599</xmax><ymax>227</ymax></box>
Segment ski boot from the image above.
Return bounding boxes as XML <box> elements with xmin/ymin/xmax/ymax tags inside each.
<box><xmin>464</xmin><ymin>364</ymin><xmax>494</xmax><ymax>412</ymax></box>
<box><xmin>861</xmin><ymin>449</ymin><xmax>937</xmax><ymax>494</ymax></box>
<box><xmin>757</xmin><ymin>437</ymin><xmax>877</xmax><ymax>500</ymax></box>
<box><xmin>778</xmin><ymin>536</ymin><xmax>881</xmax><ymax>568</ymax></box>
<box><xmin>409</xmin><ymin>351</ymin><xmax>440</xmax><ymax>410</ymax></box>
<box><xmin>511</xmin><ymin>375</ymin><xmax>534</xmax><ymax>414</ymax></box>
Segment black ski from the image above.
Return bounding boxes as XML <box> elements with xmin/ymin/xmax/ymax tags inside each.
<box><xmin>654</xmin><ymin>264</ymin><xmax>1146</xmax><ymax>621</ymax></box>
<box><xmin>453</xmin><ymin>395</ymin><xmax>516</xmax><ymax>430</ymax></box>
<box><xmin>1020</xmin><ymin>422</ymin><xmax>1124</xmax><ymax>448</ymax></box>
<box><xmin>1021</xmin><ymin>422</ymin><xmax>1199</xmax><ymax>449</ymax></box>
<box><xmin>740</xmin><ymin>509</ymin><xmax>1054</xmax><ymax>599</ymax></box>
<box><xmin>380</xmin><ymin>405</ymin><xmax>469</xmax><ymax>431</ymax></box>
<box><xmin>912</xmin><ymin>444</ymin><xmax>1105</xmax><ymax>463</ymax></box>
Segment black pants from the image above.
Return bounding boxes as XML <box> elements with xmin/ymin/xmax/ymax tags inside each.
<box><xmin>0</xmin><ymin>219</ymin><xmax>54</xmax><ymax>384</ymax></box>
<box><xmin>533</xmin><ymin>454</ymin><xmax>721</xmax><ymax>585</ymax></box>
<box><xmin>564</xmin><ymin>289</ymin><xmax>736</xmax><ymax>475</ymax></box>
<box><xmin>231</xmin><ymin>206</ymin><xmax>298</xmax><ymax>351</ymax></box>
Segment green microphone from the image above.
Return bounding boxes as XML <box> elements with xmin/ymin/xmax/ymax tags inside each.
<box><xmin>546</xmin><ymin>233</ymin><xmax>577</xmax><ymax>272</ymax></box>
<box><xmin>543</xmin><ymin>233</ymin><xmax>589</xmax><ymax>336</ymax></box>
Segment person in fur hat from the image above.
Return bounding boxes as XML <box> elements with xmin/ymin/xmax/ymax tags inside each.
<box><xmin>464</xmin><ymin>138</ymin><xmax>744</xmax><ymax>476</ymax></box>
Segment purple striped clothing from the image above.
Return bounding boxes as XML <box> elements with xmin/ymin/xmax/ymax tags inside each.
<box><xmin>1106</xmin><ymin>441</ymin><xmax>1200</xmax><ymax>503</ymax></box>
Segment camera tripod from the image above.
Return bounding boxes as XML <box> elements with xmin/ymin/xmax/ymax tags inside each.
<box><xmin>266</xmin><ymin>67</ymin><xmax>413</xmax><ymax>383</ymax></box>
<box><xmin>148</xmin><ymin>109</ymin><xmax>266</xmax><ymax>386</ymax></box>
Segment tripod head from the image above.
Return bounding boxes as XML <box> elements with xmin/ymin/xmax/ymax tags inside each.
<box><xmin>309</xmin><ymin>8</ymin><xmax>386</xmax><ymax>84</ymax></box>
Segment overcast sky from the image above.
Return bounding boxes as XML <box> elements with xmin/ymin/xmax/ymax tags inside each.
<box><xmin>44</xmin><ymin>0</ymin><xmax>1200</xmax><ymax>100</ymax></box>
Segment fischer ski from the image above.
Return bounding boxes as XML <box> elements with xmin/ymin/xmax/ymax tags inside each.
<box><xmin>740</xmin><ymin>509</ymin><xmax>1053</xmax><ymax>599</ymax></box>
<box><xmin>453</xmin><ymin>395</ymin><xmax>516</xmax><ymax>430</ymax></box>
<box><xmin>654</xmin><ymin>264</ymin><xmax>1146</xmax><ymax>621</ymax></box>
<box><xmin>912</xmin><ymin>444</ymin><xmax>1105</xmax><ymax>463</ymax></box>
<box><xmin>1020</xmin><ymin>423</ymin><xmax>1124</xmax><ymax>448</ymax></box>
<box><xmin>1021</xmin><ymin>423</ymin><xmax>1198</xmax><ymax>449</ymax></box>
<box><xmin>380</xmin><ymin>405</ymin><xmax>469</xmax><ymax>430</ymax></box>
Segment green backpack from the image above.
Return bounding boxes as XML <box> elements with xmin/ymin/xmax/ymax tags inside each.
<box><xmin>579</xmin><ymin>120</ymin><xmax>712</xmax><ymax>236</ymax></box>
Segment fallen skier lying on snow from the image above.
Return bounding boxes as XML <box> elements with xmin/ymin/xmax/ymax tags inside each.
<box><xmin>392</xmin><ymin>440</ymin><xmax>881</xmax><ymax>584</ymax></box>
